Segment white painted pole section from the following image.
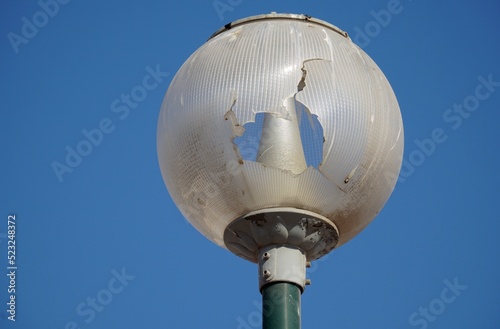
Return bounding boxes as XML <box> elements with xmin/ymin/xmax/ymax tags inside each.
<box><xmin>258</xmin><ymin>245</ymin><xmax>307</xmax><ymax>291</ymax></box>
<box><xmin>256</xmin><ymin>96</ymin><xmax>307</xmax><ymax>174</ymax></box>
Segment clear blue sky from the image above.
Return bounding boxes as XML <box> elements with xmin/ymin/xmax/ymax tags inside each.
<box><xmin>1</xmin><ymin>1</ymin><xmax>499</xmax><ymax>328</ymax></box>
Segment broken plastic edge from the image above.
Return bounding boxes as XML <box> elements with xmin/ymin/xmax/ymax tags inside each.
<box><xmin>208</xmin><ymin>12</ymin><xmax>350</xmax><ymax>41</ymax></box>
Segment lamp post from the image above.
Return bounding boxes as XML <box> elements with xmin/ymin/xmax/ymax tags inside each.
<box><xmin>157</xmin><ymin>13</ymin><xmax>403</xmax><ymax>328</ymax></box>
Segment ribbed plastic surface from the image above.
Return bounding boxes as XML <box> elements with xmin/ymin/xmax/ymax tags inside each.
<box><xmin>157</xmin><ymin>14</ymin><xmax>404</xmax><ymax>248</ymax></box>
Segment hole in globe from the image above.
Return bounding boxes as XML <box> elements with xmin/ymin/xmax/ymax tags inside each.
<box><xmin>233</xmin><ymin>100</ymin><xmax>324</xmax><ymax>172</ymax></box>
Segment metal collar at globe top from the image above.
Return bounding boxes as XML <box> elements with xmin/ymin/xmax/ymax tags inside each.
<box><xmin>209</xmin><ymin>12</ymin><xmax>350</xmax><ymax>40</ymax></box>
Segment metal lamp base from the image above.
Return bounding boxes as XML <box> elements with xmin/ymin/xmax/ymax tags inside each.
<box><xmin>224</xmin><ymin>207</ymin><xmax>339</xmax><ymax>291</ymax></box>
<box><xmin>224</xmin><ymin>207</ymin><xmax>339</xmax><ymax>263</ymax></box>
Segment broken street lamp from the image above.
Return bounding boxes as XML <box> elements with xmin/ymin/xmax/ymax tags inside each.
<box><xmin>157</xmin><ymin>13</ymin><xmax>404</xmax><ymax>328</ymax></box>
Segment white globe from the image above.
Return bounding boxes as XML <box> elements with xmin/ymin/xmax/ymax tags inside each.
<box><xmin>157</xmin><ymin>13</ymin><xmax>403</xmax><ymax>261</ymax></box>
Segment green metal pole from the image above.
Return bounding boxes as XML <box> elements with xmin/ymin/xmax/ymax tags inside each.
<box><xmin>262</xmin><ymin>282</ymin><xmax>301</xmax><ymax>329</ymax></box>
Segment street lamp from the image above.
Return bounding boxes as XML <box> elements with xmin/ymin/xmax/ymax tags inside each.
<box><xmin>157</xmin><ymin>13</ymin><xmax>403</xmax><ymax>328</ymax></box>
